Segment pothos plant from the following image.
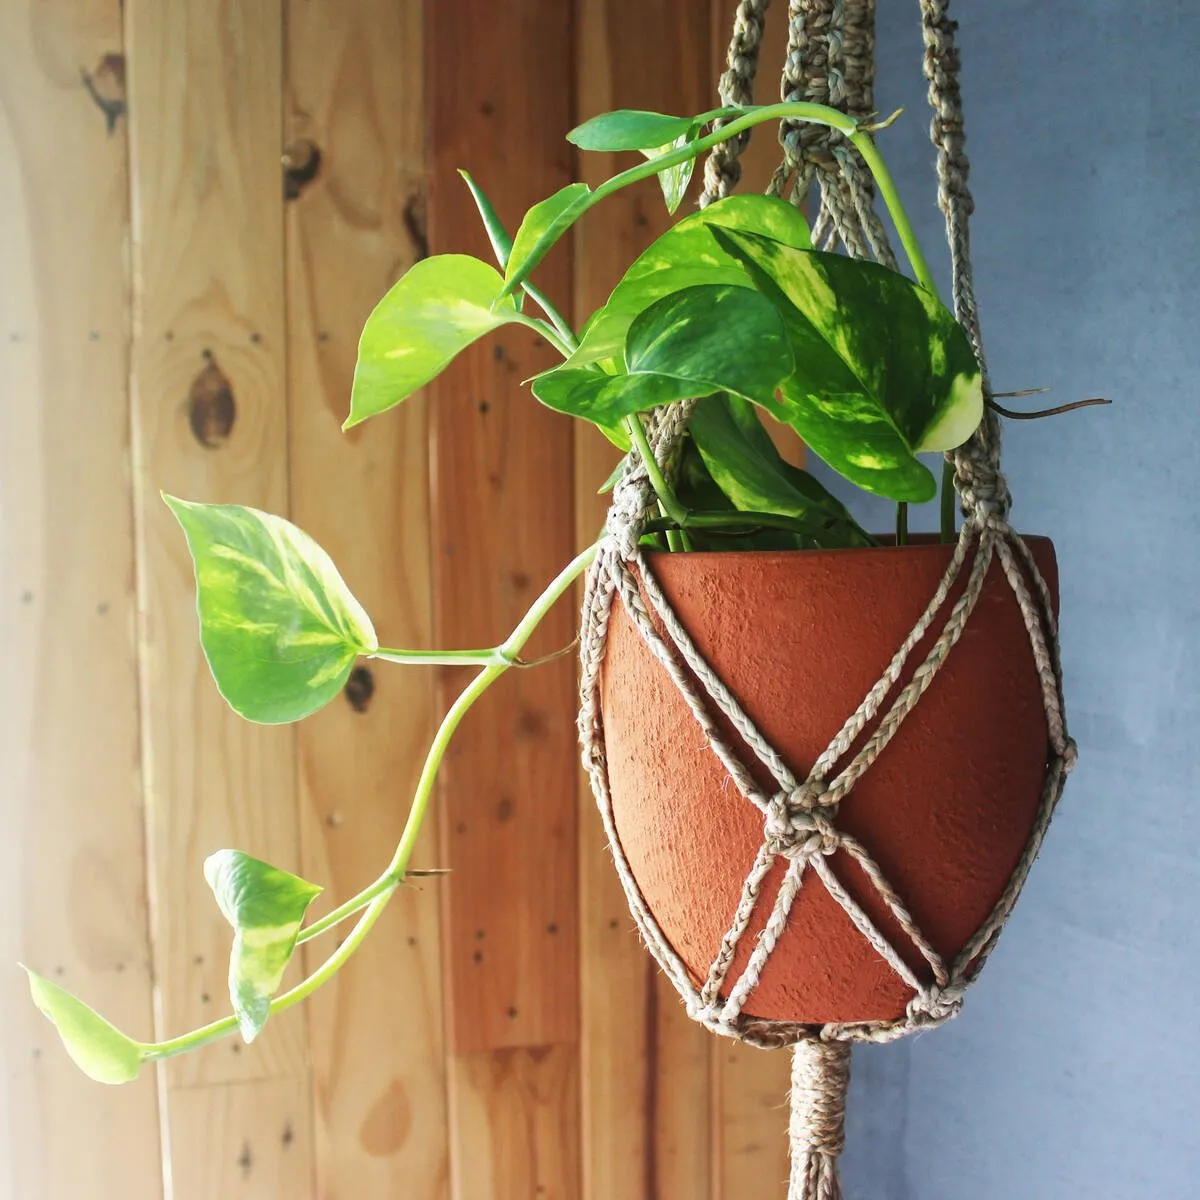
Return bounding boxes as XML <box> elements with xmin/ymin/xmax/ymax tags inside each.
<box><xmin>28</xmin><ymin>101</ymin><xmax>989</xmax><ymax>1083</ymax></box>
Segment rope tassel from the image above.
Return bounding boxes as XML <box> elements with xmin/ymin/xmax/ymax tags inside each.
<box><xmin>788</xmin><ymin>1039</ymin><xmax>852</xmax><ymax>1200</ymax></box>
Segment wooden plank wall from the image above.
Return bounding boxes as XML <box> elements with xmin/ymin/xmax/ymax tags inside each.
<box><xmin>0</xmin><ymin>4</ymin><xmax>163</xmax><ymax>1199</ymax></box>
<box><xmin>0</xmin><ymin>1</ymin><xmax>805</xmax><ymax>1196</ymax></box>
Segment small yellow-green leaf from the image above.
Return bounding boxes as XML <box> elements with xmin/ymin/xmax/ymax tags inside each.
<box><xmin>205</xmin><ymin>850</ymin><xmax>323</xmax><ymax>1043</ymax></box>
<box><xmin>24</xmin><ymin>968</ymin><xmax>145</xmax><ymax>1085</ymax></box>
<box><xmin>348</xmin><ymin>254</ymin><xmax>519</xmax><ymax>428</ymax></box>
<box><xmin>166</xmin><ymin>497</ymin><xmax>377</xmax><ymax>724</ymax></box>
<box><xmin>458</xmin><ymin>170</ymin><xmax>514</xmax><ymax>269</ymax></box>
<box><xmin>501</xmin><ymin>183</ymin><xmax>593</xmax><ymax>297</ymax></box>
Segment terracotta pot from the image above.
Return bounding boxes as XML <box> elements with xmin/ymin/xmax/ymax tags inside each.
<box><xmin>599</xmin><ymin>537</ymin><xmax>1057</xmax><ymax>1025</ymax></box>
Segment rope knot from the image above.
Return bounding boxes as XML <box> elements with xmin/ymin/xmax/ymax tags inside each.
<box><xmin>907</xmin><ymin>982</ymin><xmax>966</xmax><ymax>1023</ymax></box>
<box><xmin>604</xmin><ymin>493</ymin><xmax>644</xmax><ymax>561</ymax></box>
<box><xmin>765</xmin><ymin>781</ymin><xmax>840</xmax><ymax>858</ymax></box>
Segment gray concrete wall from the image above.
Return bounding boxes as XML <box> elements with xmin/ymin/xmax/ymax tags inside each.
<box><xmin>809</xmin><ymin>3</ymin><xmax>1200</xmax><ymax>1196</ymax></box>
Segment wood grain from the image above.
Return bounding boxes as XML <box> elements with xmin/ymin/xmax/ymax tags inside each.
<box><xmin>572</xmin><ymin>2</ymin><xmax>717</xmax><ymax>1197</ymax></box>
<box><xmin>125</xmin><ymin>0</ymin><xmax>314</xmax><ymax>1193</ymax></box>
<box><xmin>714</xmin><ymin>1040</ymin><xmax>792</xmax><ymax>1199</ymax></box>
<box><xmin>0</xmin><ymin>4</ymin><xmax>164</xmax><ymax>1197</ymax></box>
<box><xmin>284</xmin><ymin>1</ymin><xmax>449</xmax><ymax>1196</ymax></box>
<box><xmin>448</xmin><ymin>1049</ymin><xmax>580</xmax><ymax>1200</ymax></box>
<box><xmin>427</xmin><ymin>0</ymin><xmax>579</xmax><ymax>1056</ymax></box>
<box><xmin>427</xmin><ymin>2</ymin><xmax>581</xmax><ymax>1195</ymax></box>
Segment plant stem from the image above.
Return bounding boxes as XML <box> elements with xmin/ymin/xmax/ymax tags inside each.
<box><xmin>525</xmin><ymin>284</ymin><xmax>578</xmax><ymax>349</ymax></box>
<box><xmin>144</xmin><ymin>543</ymin><xmax>600</xmax><ymax>1064</ymax></box>
<box><xmin>940</xmin><ymin>458</ymin><xmax>957</xmax><ymax>543</ymax></box>
<box><xmin>295</xmin><ymin>873</ymin><xmax>400</xmax><ymax>944</ymax></box>
<box><xmin>506</xmin><ymin>102</ymin><xmax>937</xmax><ymax>303</ymax></box>
<box><xmin>623</xmin><ymin>414</ymin><xmax>686</xmax><ymax>526</ymax></box>
<box><xmin>844</xmin><ymin>130</ymin><xmax>937</xmax><ymax>295</ymax></box>
<box><xmin>515</xmin><ymin>314</ymin><xmax>575</xmax><ymax>359</ymax></box>
<box><xmin>645</xmin><ymin>509</ymin><xmax>877</xmax><ymax>546</ymax></box>
<box><xmin>895</xmin><ymin>501</ymin><xmax>909</xmax><ymax>546</ymax></box>
<box><xmin>370</xmin><ymin>646</ymin><xmax>515</xmax><ymax>668</ymax></box>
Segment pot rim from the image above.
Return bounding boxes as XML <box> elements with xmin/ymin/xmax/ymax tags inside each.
<box><xmin>640</xmin><ymin>531</ymin><xmax>1053</xmax><ymax>569</ymax></box>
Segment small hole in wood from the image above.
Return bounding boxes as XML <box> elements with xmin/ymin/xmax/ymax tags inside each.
<box><xmin>343</xmin><ymin>665</ymin><xmax>375</xmax><ymax>713</ymax></box>
<box><xmin>187</xmin><ymin>354</ymin><xmax>236</xmax><ymax>448</ymax></box>
<box><xmin>283</xmin><ymin>139</ymin><xmax>322</xmax><ymax>200</ymax></box>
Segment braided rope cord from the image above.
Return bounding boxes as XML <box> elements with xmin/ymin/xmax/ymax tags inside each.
<box><xmin>578</xmin><ymin>3</ymin><xmax>1076</xmax><ymax>1196</ymax></box>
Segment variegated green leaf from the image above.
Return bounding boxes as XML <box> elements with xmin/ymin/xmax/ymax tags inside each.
<box><xmin>689</xmin><ymin>394</ymin><xmax>874</xmax><ymax>547</ymax></box>
<box><xmin>204</xmin><ymin>850</ymin><xmax>323</xmax><ymax>1043</ymax></box>
<box><xmin>711</xmin><ymin>228</ymin><xmax>983</xmax><ymax>502</ymax></box>
<box><xmin>641</xmin><ymin>126</ymin><xmax>700</xmax><ymax>214</ymax></box>
<box><xmin>166</xmin><ymin>497</ymin><xmax>376</xmax><ymax>724</ymax></box>
<box><xmin>530</xmin><ymin>284</ymin><xmax>791</xmax><ymax>425</ymax></box>
<box><xmin>348</xmin><ymin>254</ymin><xmax>519</xmax><ymax>429</ymax></box>
<box><xmin>566</xmin><ymin>194</ymin><xmax>811</xmax><ymax>369</ymax></box>
<box><xmin>501</xmin><ymin>183</ymin><xmax>593</xmax><ymax>297</ymax></box>
<box><xmin>24</xmin><ymin>968</ymin><xmax>145</xmax><ymax>1085</ymax></box>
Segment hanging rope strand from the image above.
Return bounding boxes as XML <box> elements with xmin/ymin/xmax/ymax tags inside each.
<box><xmin>919</xmin><ymin>0</ymin><xmax>1009</xmax><ymax>521</ymax></box>
<box><xmin>789</xmin><ymin>1039</ymin><xmax>853</xmax><ymax>1200</ymax></box>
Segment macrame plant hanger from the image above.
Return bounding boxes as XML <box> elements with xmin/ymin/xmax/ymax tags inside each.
<box><xmin>578</xmin><ymin>2</ymin><xmax>1076</xmax><ymax>1197</ymax></box>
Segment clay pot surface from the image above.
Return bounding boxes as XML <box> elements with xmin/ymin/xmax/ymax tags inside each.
<box><xmin>600</xmin><ymin>537</ymin><xmax>1058</xmax><ymax>1025</ymax></box>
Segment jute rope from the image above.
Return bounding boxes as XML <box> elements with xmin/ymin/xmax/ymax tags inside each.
<box><xmin>578</xmin><ymin>3</ymin><xmax>1075</xmax><ymax>1196</ymax></box>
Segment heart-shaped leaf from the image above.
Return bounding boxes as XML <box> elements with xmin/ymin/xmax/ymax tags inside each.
<box><xmin>567</xmin><ymin>195</ymin><xmax>811</xmax><ymax>369</ymax></box>
<box><xmin>501</xmin><ymin>183</ymin><xmax>593</xmax><ymax>297</ymax></box>
<box><xmin>204</xmin><ymin>850</ymin><xmax>323</xmax><ymax>1043</ymax></box>
<box><xmin>166</xmin><ymin>497</ymin><xmax>377</xmax><ymax>724</ymax></box>
<box><xmin>24</xmin><ymin>968</ymin><xmax>145</xmax><ymax>1084</ymax></box>
<box><xmin>626</xmin><ymin>284</ymin><xmax>792</xmax><ymax>403</ymax></box>
<box><xmin>567</xmin><ymin>109</ymin><xmax>697</xmax><ymax>152</ymax></box>
<box><xmin>688</xmin><ymin>394</ymin><xmax>874</xmax><ymax>547</ymax></box>
<box><xmin>530</xmin><ymin>284</ymin><xmax>791</xmax><ymax>425</ymax></box>
<box><xmin>348</xmin><ymin>255</ymin><xmax>518</xmax><ymax>429</ymax></box>
<box><xmin>712</xmin><ymin>228</ymin><xmax>983</xmax><ymax>502</ymax></box>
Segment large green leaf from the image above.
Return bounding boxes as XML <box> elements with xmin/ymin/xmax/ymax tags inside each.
<box><xmin>205</xmin><ymin>850</ymin><xmax>323</xmax><ymax>1043</ymax></box>
<box><xmin>347</xmin><ymin>255</ymin><xmax>518</xmax><ymax>429</ymax></box>
<box><xmin>688</xmin><ymin>394</ymin><xmax>873</xmax><ymax>547</ymax></box>
<box><xmin>501</xmin><ymin>183</ymin><xmax>593</xmax><ymax>296</ymax></box>
<box><xmin>24</xmin><ymin>968</ymin><xmax>145</xmax><ymax>1085</ymax></box>
<box><xmin>567</xmin><ymin>195</ymin><xmax>811</xmax><ymax>369</ymax></box>
<box><xmin>166</xmin><ymin>497</ymin><xmax>377</xmax><ymax>724</ymax></box>
<box><xmin>567</xmin><ymin>109</ymin><xmax>698</xmax><ymax>152</ymax></box>
<box><xmin>711</xmin><ymin>228</ymin><xmax>983</xmax><ymax>502</ymax></box>
<box><xmin>530</xmin><ymin>284</ymin><xmax>791</xmax><ymax>425</ymax></box>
